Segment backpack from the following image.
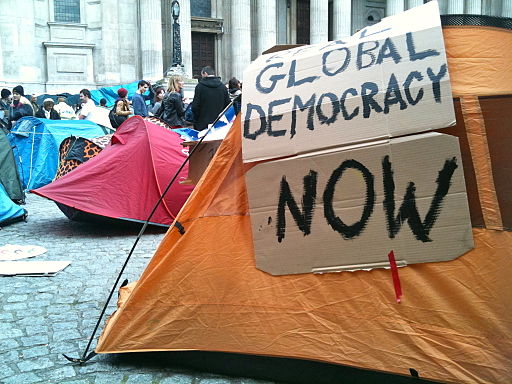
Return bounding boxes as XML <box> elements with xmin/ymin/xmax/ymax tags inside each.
<box><xmin>109</xmin><ymin>101</ymin><xmax>128</xmax><ymax>128</ymax></box>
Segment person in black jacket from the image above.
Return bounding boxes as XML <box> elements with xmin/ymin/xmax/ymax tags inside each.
<box><xmin>35</xmin><ymin>98</ymin><xmax>61</xmax><ymax>120</ymax></box>
<box><xmin>161</xmin><ymin>75</ymin><xmax>186</xmax><ymax>127</ymax></box>
<box><xmin>191</xmin><ymin>66</ymin><xmax>230</xmax><ymax>131</ymax></box>
<box><xmin>10</xmin><ymin>85</ymin><xmax>34</xmax><ymax>124</ymax></box>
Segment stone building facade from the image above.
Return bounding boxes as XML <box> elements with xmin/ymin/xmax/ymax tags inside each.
<box><xmin>1</xmin><ymin>0</ymin><xmax>511</xmax><ymax>93</ymax></box>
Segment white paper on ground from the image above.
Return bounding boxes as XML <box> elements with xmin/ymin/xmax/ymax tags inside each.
<box><xmin>0</xmin><ymin>261</ymin><xmax>71</xmax><ymax>276</ymax></box>
<box><xmin>0</xmin><ymin>244</ymin><xmax>48</xmax><ymax>261</ymax></box>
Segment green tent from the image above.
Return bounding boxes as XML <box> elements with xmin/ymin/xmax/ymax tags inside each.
<box><xmin>0</xmin><ymin>128</ymin><xmax>24</xmax><ymax>202</ymax></box>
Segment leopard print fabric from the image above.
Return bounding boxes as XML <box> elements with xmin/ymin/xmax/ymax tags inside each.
<box><xmin>54</xmin><ymin>135</ymin><xmax>109</xmax><ymax>180</ymax></box>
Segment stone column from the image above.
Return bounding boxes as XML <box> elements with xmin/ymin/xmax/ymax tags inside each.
<box><xmin>256</xmin><ymin>0</ymin><xmax>277</xmax><ymax>55</ymax></box>
<box><xmin>407</xmin><ymin>0</ymin><xmax>423</xmax><ymax>9</ymax></box>
<box><xmin>180</xmin><ymin>0</ymin><xmax>192</xmax><ymax>79</ymax></box>
<box><xmin>466</xmin><ymin>0</ymin><xmax>482</xmax><ymax>14</ymax></box>
<box><xmin>386</xmin><ymin>0</ymin><xmax>405</xmax><ymax>16</ymax></box>
<box><xmin>310</xmin><ymin>0</ymin><xmax>329</xmax><ymax>44</ymax></box>
<box><xmin>503</xmin><ymin>0</ymin><xmax>512</xmax><ymax>17</ymax></box>
<box><xmin>101</xmin><ymin>0</ymin><xmax>121</xmax><ymax>84</ymax></box>
<box><xmin>231</xmin><ymin>0</ymin><xmax>251</xmax><ymax>81</ymax></box>
<box><xmin>351</xmin><ymin>0</ymin><xmax>365</xmax><ymax>34</ymax></box>
<box><xmin>332</xmin><ymin>0</ymin><xmax>351</xmax><ymax>40</ymax></box>
<box><xmin>139</xmin><ymin>0</ymin><xmax>163</xmax><ymax>80</ymax></box>
<box><xmin>447</xmin><ymin>0</ymin><xmax>464</xmax><ymax>13</ymax></box>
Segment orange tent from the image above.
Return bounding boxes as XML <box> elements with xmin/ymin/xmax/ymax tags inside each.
<box><xmin>96</xmin><ymin>24</ymin><xmax>512</xmax><ymax>384</ymax></box>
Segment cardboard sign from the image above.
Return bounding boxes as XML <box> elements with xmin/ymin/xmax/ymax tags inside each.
<box><xmin>241</xmin><ymin>1</ymin><xmax>455</xmax><ymax>163</ymax></box>
<box><xmin>246</xmin><ymin>133</ymin><xmax>474</xmax><ymax>275</ymax></box>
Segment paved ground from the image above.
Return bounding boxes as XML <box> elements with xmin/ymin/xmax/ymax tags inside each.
<box><xmin>0</xmin><ymin>193</ymin><xmax>277</xmax><ymax>384</ymax></box>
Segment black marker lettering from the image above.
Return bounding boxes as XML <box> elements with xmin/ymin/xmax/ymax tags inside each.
<box><xmin>322</xmin><ymin>47</ymin><xmax>351</xmax><ymax>76</ymax></box>
<box><xmin>316</xmin><ymin>93</ymin><xmax>340</xmax><ymax>126</ymax></box>
<box><xmin>291</xmin><ymin>94</ymin><xmax>316</xmax><ymax>137</ymax></box>
<box><xmin>403</xmin><ymin>71</ymin><xmax>424</xmax><ymax>105</ymax></box>
<box><xmin>267</xmin><ymin>98</ymin><xmax>291</xmax><ymax>137</ymax></box>
<box><xmin>256</xmin><ymin>62</ymin><xmax>286</xmax><ymax>94</ymax></box>
<box><xmin>406</xmin><ymin>32</ymin><xmax>440</xmax><ymax>61</ymax></box>
<box><xmin>357</xmin><ymin>40</ymin><xmax>379</xmax><ymax>70</ymax></box>
<box><xmin>287</xmin><ymin>60</ymin><xmax>320</xmax><ymax>88</ymax></box>
<box><xmin>382</xmin><ymin>155</ymin><xmax>458</xmax><ymax>242</ymax></box>
<box><xmin>276</xmin><ymin>171</ymin><xmax>318</xmax><ymax>243</ymax></box>
<box><xmin>243</xmin><ymin>103</ymin><xmax>267</xmax><ymax>140</ymax></box>
<box><xmin>323</xmin><ymin>160</ymin><xmax>375</xmax><ymax>239</ymax></box>
<box><xmin>361</xmin><ymin>82</ymin><xmax>383</xmax><ymax>118</ymax></box>
<box><xmin>427</xmin><ymin>64</ymin><xmax>447</xmax><ymax>103</ymax></box>
<box><xmin>340</xmin><ymin>88</ymin><xmax>359</xmax><ymax>120</ymax></box>
<box><xmin>384</xmin><ymin>73</ymin><xmax>407</xmax><ymax>114</ymax></box>
<box><xmin>377</xmin><ymin>37</ymin><xmax>402</xmax><ymax>65</ymax></box>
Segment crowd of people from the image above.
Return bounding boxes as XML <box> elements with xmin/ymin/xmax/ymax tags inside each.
<box><xmin>0</xmin><ymin>66</ymin><xmax>242</xmax><ymax>132</ymax></box>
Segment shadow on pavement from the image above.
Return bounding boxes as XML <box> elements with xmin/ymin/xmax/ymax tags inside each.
<box><xmin>103</xmin><ymin>351</ymin><xmax>438</xmax><ymax>384</ymax></box>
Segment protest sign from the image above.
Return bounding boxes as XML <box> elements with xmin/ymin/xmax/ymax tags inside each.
<box><xmin>246</xmin><ymin>133</ymin><xmax>473</xmax><ymax>275</ymax></box>
<box><xmin>242</xmin><ymin>1</ymin><xmax>455</xmax><ymax>162</ymax></box>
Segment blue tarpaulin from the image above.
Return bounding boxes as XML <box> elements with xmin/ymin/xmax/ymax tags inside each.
<box><xmin>0</xmin><ymin>183</ymin><xmax>26</xmax><ymax>227</ymax></box>
<box><xmin>9</xmin><ymin>117</ymin><xmax>108</xmax><ymax>190</ymax></box>
<box><xmin>90</xmin><ymin>81</ymin><xmax>152</xmax><ymax>107</ymax></box>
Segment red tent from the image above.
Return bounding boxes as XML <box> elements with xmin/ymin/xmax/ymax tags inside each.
<box><xmin>33</xmin><ymin>116</ymin><xmax>193</xmax><ymax>226</ymax></box>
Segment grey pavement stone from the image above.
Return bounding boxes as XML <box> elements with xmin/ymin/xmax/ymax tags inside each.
<box><xmin>160</xmin><ymin>374</ymin><xmax>194</xmax><ymax>384</ymax></box>
<box><xmin>53</xmin><ymin>329</ymin><xmax>82</xmax><ymax>342</ymax></box>
<box><xmin>0</xmin><ymin>350</ymin><xmax>21</xmax><ymax>363</ymax></box>
<box><xmin>198</xmin><ymin>378</ymin><xmax>235</xmax><ymax>384</ymax></box>
<box><xmin>94</xmin><ymin>372</ymin><xmax>126</xmax><ymax>384</ymax></box>
<box><xmin>0</xmin><ymin>364</ymin><xmax>16</xmax><ymax>379</ymax></box>
<box><xmin>0</xmin><ymin>312</ymin><xmax>14</xmax><ymax>321</ymax></box>
<box><xmin>20</xmin><ymin>335</ymin><xmax>49</xmax><ymax>347</ymax></box>
<box><xmin>125</xmin><ymin>373</ymin><xmax>155</xmax><ymax>383</ymax></box>
<box><xmin>43</xmin><ymin>365</ymin><xmax>77</xmax><ymax>381</ymax></box>
<box><xmin>21</xmin><ymin>346</ymin><xmax>49</xmax><ymax>359</ymax></box>
<box><xmin>17</xmin><ymin>357</ymin><xmax>54</xmax><ymax>372</ymax></box>
<box><xmin>7</xmin><ymin>294</ymin><xmax>28</xmax><ymax>303</ymax></box>
<box><xmin>2</xmin><ymin>372</ymin><xmax>43</xmax><ymax>384</ymax></box>
<box><xmin>0</xmin><ymin>338</ymin><xmax>20</xmax><ymax>350</ymax></box>
<box><xmin>25</xmin><ymin>325</ymin><xmax>49</xmax><ymax>336</ymax></box>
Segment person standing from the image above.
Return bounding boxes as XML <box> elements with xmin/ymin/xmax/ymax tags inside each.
<box><xmin>132</xmin><ymin>80</ymin><xmax>153</xmax><ymax>117</ymax></box>
<box><xmin>0</xmin><ymin>89</ymin><xmax>12</xmax><ymax>128</ymax></box>
<box><xmin>10</xmin><ymin>85</ymin><xmax>34</xmax><ymax>123</ymax></box>
<box><xmin>228</xmin><ymin>77</ymin><xmax>242</xmax><ymax>115</ymax></box>
<box><xmin>161</xmin><ymin>75</ymin><xmax>186</xmax><ymax>127</ymax></box>
<box><xmin>191</xmin><ymin>66</ymin><xmax>230</xmax><ymax>131</ymax></box>
<box><xmin>150</xmin><ymin>86</ymin><xmax>165</xmax><ymax>116</ymax></box>
<box><xmin>78</xmin><ymin>89</ymin><xmax>96</xmax><ymax>120</ymax></box>
<box><xmin>54</xmin><ymin>96</ymin><xmax>76</xmax><ymax>120</ymax></box>
<box><xmin>35</xmin><ymin>98</ymin><xmax>61</xmax><ymax>120</ymax></box>
<box><xmin>109</xmin><ymin>88</ymin><xmax>131</xmax><ymax>128</ymax></box>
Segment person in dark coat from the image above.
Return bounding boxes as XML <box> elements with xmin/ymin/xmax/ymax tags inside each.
<box><xmin>35</xmin><ymin>98</ymin><xmax>61</xmax><ymax>120</ymax></box>
<box><xmin>10</xmin><ymin>85</ymin><xmax>34</xmax><ymax>123</ymax></box>
<box><xmin>161</xmin><ymin>75</ymin><xmax>186</xmax><ymax>127</ymax></box>
<box><xmin>191</xmin><ymin>66</ymin><xmax>230</xmax><ymax>131</ymax></box>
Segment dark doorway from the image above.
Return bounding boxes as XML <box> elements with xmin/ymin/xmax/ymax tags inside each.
<box><xmin>192</xmin><ymin>32</ymin><xmax>215</xmax><ymax>79</ymax></box>
<box><xmin>296</xmin><ymin>0</ymin><xmax>310</xmax><ymax>44</ymax></box>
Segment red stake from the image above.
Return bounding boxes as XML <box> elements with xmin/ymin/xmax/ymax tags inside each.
<box><xmin>388</xmin><ymin>250</ymin><xmax>402</xmax><ymax>303</ymax></box>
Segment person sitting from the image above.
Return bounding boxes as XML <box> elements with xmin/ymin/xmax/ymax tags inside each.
<box><xmin>161</xmin><ymin>75</ymin><xmax>186</xmax><ymax>127</ymax></box>
<box><xmin>10</xmin><ymin>85</ymin><xmax>34</xmax><ymax>124</ymax></box>
<box><xmin>99</xmin><ymin>98</ymin><xmax>108</xmax><ymax>108</ymax></box>
<box><xmin>35</xmin><ymin>98</ymin><xmax>61</xmax><ymax>120</ymax></box>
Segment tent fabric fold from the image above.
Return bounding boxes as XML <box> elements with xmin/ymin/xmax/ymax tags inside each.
<box><xmin>32</xmin><ymin>116</ymin><xmax>193</xmax><ymax>226</ymax></box>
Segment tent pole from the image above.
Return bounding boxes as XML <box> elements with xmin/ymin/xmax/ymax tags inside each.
<box><xmin>63</xmin><ymin>96</ymin><xmax>241</xmax><ymax>364</ymax></box>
